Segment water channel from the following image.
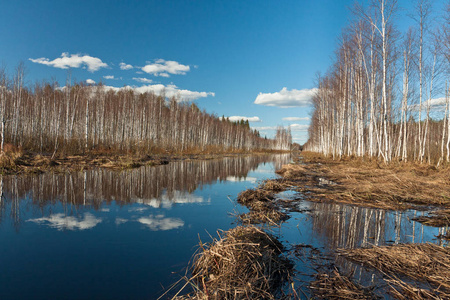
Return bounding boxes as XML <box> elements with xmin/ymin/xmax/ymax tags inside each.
<box><xmin>0</xmin><ymin>154</ymin><xmax>447</xmax><ymax>299</ymax></box>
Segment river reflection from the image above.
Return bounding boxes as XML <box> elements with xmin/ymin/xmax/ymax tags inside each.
<box><xmin>0</xmin><ymin>154</ymin><xmax>291</xmax><ymax>300</ymax></box>
<box><xmin>0</xmin><ymin>155</ymin><xmax>289</xmax><ymax>230</ymax></box>
<box><xmin>3</xmin><ymin>153</ymin><xmax>447</xmax><ymax>299</ymax></box>
<box><xmin>309</xmin><ymin>202</ymin><xmax>447</xmax><ymax>249</ymax></box>
<box><xmin>283</xmin><ymin>200</ymin><xmax>449</xmax><ymax>298</ymax></box>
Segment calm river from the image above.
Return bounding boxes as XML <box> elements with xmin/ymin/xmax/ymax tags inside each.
<box><xmin>0</xmin><ymin>154</ymin><xmax>447</xmax><ymax>299</ymax></box>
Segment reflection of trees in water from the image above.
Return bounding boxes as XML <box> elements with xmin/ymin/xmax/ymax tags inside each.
<box><xmin>310</xmin><ymin>202</ymin><xmax>450</xmax><ymax>290</ymax></box>
<box><xmin>310</xmin><ymin>202</ymin><xmax>437</xmax><ymax>250</ymax></box>
<box><xmin>0</xmin><ymin>154</ymin><xmax>290</xmax><ymax>228</ymax></box>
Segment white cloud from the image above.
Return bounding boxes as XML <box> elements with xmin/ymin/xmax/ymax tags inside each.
<box><xmin>86</xmin><ymin>79</ymin><xmax>95</xmax><ymax>85</ymax></box>
<box><xmin>253</xmin><ymin>124</ymin><xmax>309</xmax><ymax>132</ymax></box>
<box><xmin>142</xmin><ymin>59</ymin><xmax>190</xmax><ymax>77</ymax></box>
<box><xmin>254</xmin><ymin>87</ymin><xmax>317</xmax><ymax>108</ymax></box>
<box><xmin>282</xmin><ymin>117</ymin><xmax>310</xmax><ymax>121</ymax></box>
<box><xmin>119</xmin><ymin>62</ymin><xmax>134</xmax><ymax>70</ymax></box>
<box><xmin>409</xmin><ymin>97</ymin><xmax>449</xmax><ymax>112</ymax></box>
<box><xmin>253</xmin><ymin>126</ymin><xmax>276</xmax><ymax>131</ymax></box>
<box><xmin>103</xmin><ymin>75</ymin><xmax>115</xmax><ymax>80</ymax></box>
<box><xmin>102</xmin><ymin>83</ymin><xmax>214</xmax><ymax>101</ymax></box>
<box><xmin>29</xmin><ymin>52</ymin><xmax>108</xmax><ymax>72</ymax></box>
<box><xmin>138</xmin><ymin>214</ymin><xmax>184</xmax><ymax>231</ymax></box>
<box><xmin>227</xmin><ymin>116</ymin><xmax>261</xmax><ymax>122</ymax></box>
<box><xmin>290</xmin><ymin>124</ymin><xmax>309</xmax><ymax>131</ymax></box>
<box><xmin>133</xmin><ymin>77</ymin><xmax>153</xmax><ymax>84</ymax></box>
<box><xmin>27</xmin><ymin>213</ymin><xmax>102</xmax><ymax>231</ymax></box>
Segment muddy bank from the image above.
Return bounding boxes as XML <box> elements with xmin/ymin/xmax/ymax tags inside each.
<box><xmin>0</xmin><ymin>151</ymin><xmax>286</xmax><ymax>175</ymax></box>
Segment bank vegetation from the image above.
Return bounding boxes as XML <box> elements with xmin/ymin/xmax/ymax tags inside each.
<box><xmin>0</xmin><ymin>67</ymin><xmax>292</xmax><ymax>172</ymax></box>
<box><xmin>305</xmin><ymin>0</ymin><xmax>450</xmax><ymax>165</ymax></box>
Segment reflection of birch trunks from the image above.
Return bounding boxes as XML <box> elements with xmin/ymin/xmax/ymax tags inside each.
<box><xmin>0</xmin><ymin>154</ymin><xmax>291</xmax><ymax>227</ymax></box>
<box><xmin>309</xmin><ymin>203</ymin><xmax>437</xmax><ymax>249</ymax></box>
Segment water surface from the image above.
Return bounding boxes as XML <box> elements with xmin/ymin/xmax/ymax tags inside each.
<box><xmin>0</xmin><ymin>155</ymin><xmax>289</xmax><ymax>300</ymax></box>
<box><xmin>1</xmin><ymin>154</ymin><xmax>447</xmax><ymax>299</ymax></box>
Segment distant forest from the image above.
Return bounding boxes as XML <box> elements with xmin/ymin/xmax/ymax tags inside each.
<box><xmin>305</xmin><ymin>0</ymin><xmax>450</xmax><ymax>164</ymax></box>
<box><xmin>0</xmin><ymin>67</ymin><xmax>292</xmax><ymax>156</ymax></box>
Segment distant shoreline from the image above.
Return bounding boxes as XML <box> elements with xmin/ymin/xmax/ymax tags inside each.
<box><xmin>0</xmin><ymin>150</ymin><xmax>292</xmax><ymax>175</ymax></box>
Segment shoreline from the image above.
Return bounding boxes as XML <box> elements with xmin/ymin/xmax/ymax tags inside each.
<box><xmin>0</xmin><ymin>150</ymin><xmax>291</xmax><ymax>175</ymax></box>
<box><xmin>172</xmin><ymin>151</ymin><xmax>450</xmax><ymax>298</ymax></box>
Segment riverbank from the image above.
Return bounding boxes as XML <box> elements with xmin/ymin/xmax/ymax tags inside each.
<box><xmin>171</xmin><ymin>151</ymin><xmax>450</xmax><ymax>299</ymax></box>
<box><xmin>272</xmin><ymin>151</ymin><xmax>450</xmax><ymax>210</ymax></box>
<box><xmin>0</xmin><ymin>150</ymin><xmax>289</xmax><ymax>175</ymax></box>
<box><xmin>258</xmin><ymin>151</ymin><xmax>450</xmax><ymax>298</ymax></box>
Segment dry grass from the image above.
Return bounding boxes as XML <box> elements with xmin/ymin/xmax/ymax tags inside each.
<box><xmin>0</xmin><ymin>148</ymin><xmax>24</xmax><ymax>171</ymax></box>
<box><xmin>412</xmin><ymin>209</ymin><xmax>450</xmax><ymax>227</ymax></box>
<box><xmin>237</xmin><ymin>188</ymin><xmax>289</xmax><ymax>225</ymax></box>
<box><xmin>387</xmin><ymin>278</ymin><xmax>448</xmax><ymax>300</ymax></box>
<box><xmin>309</xmin><ymin>268</ymin><xmax>377</xmax><ymax>299</ymax></box>
<box><xmin>237</xmin><ymin>188</ymin><xmax>274</xmax><ymax>207</ymax></box>
<box><xmin>278</xmin><ymin>151</ymin><xmax>450</xmax><ymax>210</ymax></box>
<box><xmin>239</xmin><ymin>210</ymin><xmax>288</xmax><ymax>225</ymax></box>
<box><xmin>173</xmin><ymin>226</ymin><xmax>293</xmax><ymax>299</ymax></box>
<box><xmin>339</xmin><ymin>243</ymin><xmax>450</xmax><ymax>299</ymax></box>
<box><xmin>261</xmin><ymin>179</ymin><xmax>288</xmax><ymax>192</ymax></box>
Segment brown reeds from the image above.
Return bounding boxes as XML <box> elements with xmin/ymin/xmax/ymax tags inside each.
<box><xmin>261</xmin><ymin>179</ymin><xmax>289</xmax><ymax>192</ymax></box>
<box><xmin>412</xmin><ymin>210</ymin><xmax>450</xmax><ymax>227</ymax></box>
<box><xmin>237</xmin><ymin>188</ymin><xmax>289</xmax><ymax>225</ymax></box>
<box><xmin>309</xmin><ymin>268</ymin><xmax>377</xmax><ymax>299</ymax></box>
<box><xmin>239</xmin><ymin>210</ymin><xmax>288</xmax><ymax>225</ymax></box>
<box><xmin>176</xmin><ymin>226</ymin><xmax>293</xmax><ymax>299</ymax></box>
<box><xmin>0</xmin><ymin>147</ymin><xmax>24</xmax><ymax>172</ymax></box>
<box><xmin>339</xmin><ymin>243</ymin><xmax>450</xmax><ymax>298</ymax></box>
<box><xmin>387</xmin><ymin>278</ymin><xmax>448</xmax><ymax>300</ymax></box>
<box><xmin>237</xmin><ymin>188</ymin><xmax>274</xmax><ymax>207</ymax></box>
<box><xmin>276</xmin><ymin>152</ymin><xmax>450</xmax><ymax>210</ymax></box>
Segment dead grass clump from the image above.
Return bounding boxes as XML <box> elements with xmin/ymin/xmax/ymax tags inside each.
<box><xmin>239</xmin><ymin>210</ymin><xmax>288</xmax><ymax>225</ymax></box>
<box><xmin>387</xmin><ymin>278</ymin><xmax>449</xmax><ymax>300</ymax></box>
<box><xmin>237</xmin><ymin>188</ymin><xmax>289</xmax><ymax>224</ymax></box>
<box><xmin>310</xmin><ymin>268</ymin><xmax>377</xmax><ymax>299</ymax></box>
<box><xmin>262</xmin><ymin>179</ymin><xmax>287</xmax><ymax>192</ymax></box>
<box><xmin>237</xmin><ymin>188</ymin><xmax>274</xmax><ymax>206</ymax></box>
<box><xmin>0</xmin><ymin>147</ymin><xmax>24</xmax><ymax>170</ymax></box>
<box><xmin>0</xmin><ymin>153</ymin><xmax>17</xmax><ymax>169</ymax></box>
<box><xmin>339</xmin><ymin>243</ymin><xmax>450</xmax><ymax>297</ymax></box>
<box><xmin>181</xmin><ymin>226</ymin><xmax>292</xmax><ymax>299</ymax></box>
<box><xmin>412</xmin><ymin>210</ymin><xmax>450</xmax><ymax>227</ymax></box>
<box><xmin>32</xmin><ymin>154</ymin><xmax>52</xmax><ymax>167</ymax></box>
<box><xmin>275</xmin><ymin>164</ymin><xmax>306</xmax><ymax>180</ymax></box>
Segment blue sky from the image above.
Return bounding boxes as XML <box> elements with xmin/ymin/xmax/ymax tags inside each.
<box><xmin>0</xmin><ymin>0</ymin><xmax>445</xmax><ymax>144</ymax></box>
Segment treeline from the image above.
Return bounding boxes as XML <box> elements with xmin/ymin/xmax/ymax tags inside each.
<box><xmin>304</xmin><ymin>0</ymin><xmax>450</xmax><ymax>164</ymax></box>
<box><xmin>0</xmin><ymin>68</ymin><xmax>291</xmax><ymax>155</ymax></box>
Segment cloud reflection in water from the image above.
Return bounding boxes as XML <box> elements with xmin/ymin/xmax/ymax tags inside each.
<box><xmin>27</xmin><ymin>213</ymin><xmax>102</xmax><ymax>231</ymax></box>
<box><xmin>137</xmin><ymin>214</ymin><xmax>184</xmax><ymax>231</ymax></box>
<box><xmin>134</xmin><ymin>191</ymin><xmax>208</xmax><ymax>209</ymax></box>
